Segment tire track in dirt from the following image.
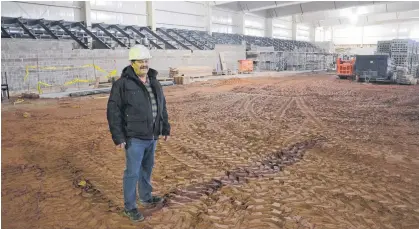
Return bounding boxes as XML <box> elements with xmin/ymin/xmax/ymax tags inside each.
<box><xmin>278</xmin><ymin>98</ymin><xmax>295</xmax><ymax>119</ymax></box>
<box><xmin>296</xmin><ymin>97</ymin><xmax>324</xmax><ymax>129</ymax></box>
<box><xmin>145</xmin><ymin>140</ymin><xmax>318</xmax><ymax>228</ymax></box>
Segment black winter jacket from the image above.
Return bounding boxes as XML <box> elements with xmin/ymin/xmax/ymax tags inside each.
<box><xmin>106</xmin><ymin>66</ymin><xmax>170</xmax><ymax>145</ymax></box>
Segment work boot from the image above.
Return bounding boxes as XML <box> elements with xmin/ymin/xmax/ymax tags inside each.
<box><xmin>123</xmin><ymin>208</ymin><xmax>145</xmax><ymax>222</ymax></box>
<box><xmin>139</xmin><ymin>196</ymin><xmax>164</xmax><ymax>207</ymax></box>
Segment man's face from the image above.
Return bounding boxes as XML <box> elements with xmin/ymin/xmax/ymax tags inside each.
<box><xmin>132</xmin><ymin>60</ymin><xmax>149</xmax><ymax>76</ymax></box>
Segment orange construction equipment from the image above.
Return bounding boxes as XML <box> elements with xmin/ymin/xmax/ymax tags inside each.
<box><xmin>238</xmin><ymin>60</ymin><xmax>253</xmax><ymax>73</ymax></box>
<box><xmin>336</xmin><ymin>57</ymin><xmax>356</xmax><ymax>79</ymax></box>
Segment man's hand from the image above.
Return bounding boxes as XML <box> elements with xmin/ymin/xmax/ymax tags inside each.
<box><xmin>117</xmin><ymin>142</ymin><xmax>126</xmax><ymax>149</ymax></box>
<box><xmin>163</xmin><ymin>136</ymin><xmax>170</xmax><ymax>141</ymax></box>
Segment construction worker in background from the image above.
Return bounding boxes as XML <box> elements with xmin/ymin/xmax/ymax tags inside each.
<box><xmin>107</xmin><ymin>44</ymin><xmax>171</xmax><ymax>222</ymax></box>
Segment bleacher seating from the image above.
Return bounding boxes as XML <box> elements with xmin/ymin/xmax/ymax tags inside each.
<box><xmin>1</xmin><ymin>17</ymin><xmax>326</xmax><ymax>52</ymax></box>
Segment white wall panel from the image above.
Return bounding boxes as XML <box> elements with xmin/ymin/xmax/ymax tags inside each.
<box><xmin>297</xmin><ymin>24</ymin><xmax>309</xmax><ymax>41</ymax></box>
<box><xmin>244</xmin><ymin>14</ymin><xmax>265</xmax><ymax>37</ymax></box>
<box><xmin>244</xmin><ymin>14</ymin><xmax>265</xmax><ymax>30</ymax></box>
<box><xmin>331</xmin><ymin>21</ymin><xmax>419</xmax><ymax>45</ymax></box>
<box><xmin>273</xmin><ymin>19</ymin><xmax>292</xmax><ymax>29</ymax></box>
<box><xmin>155</xmin><ymin>1</ymin><xmax>206</xmax><ymax>15</ymax></box>
<box><xmin>212</xmin><ymin>24</ymin><xmax>234</xmax><ymax>33</ymax></box>
<box><xmin>272</xmin><ymin>17</ymin><xmax>292</xmax><ymax>39</ymax></box>
<box><xmin>211</xmin><ymin>8</ymin><xmax>240</xmax><ymax>33</ymax></box>
<box><xmin>155</xmin><ymin>10</ymin><xmax>205</xmax><ymax>30</ymax></box>
<box><xmin>90</xmin><ymin>1</ymin><xmax>146</xmax><ymax>25</ymax></box>
<box><xmin>1</xmin><ymin>1</ymin><xmax>81</xmax><ymax>21</ymax></box>
<box><xmin>333</xmin><ymin>26</ymin><xmax>363</xmax><ymax>45</ymax></box>
<box><xmin>245</xmin><ymin>28</ymin><xmax>264</xmax><ymax>37</ymax></box>
<box><xmin>90</xmin><ymin>10</ymin><xmax>147</xmax><ymax>25</ymax></box>
<box><xmin>212</xmin><ymin>8</ymin><xmax>235</xmax><ymax>25</ymax></box>
<box><xmin>155</xmin><ymin>1</ymin><xmax>206</xmax><ymax>30</ymax></box>
<box><xmin>90</xmin><ymin>1</ymin><xmax>147</xmax><ymax>15</ymax></box>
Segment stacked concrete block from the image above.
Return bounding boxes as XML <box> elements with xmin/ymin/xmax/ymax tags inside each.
<box><xmin>377</xmin><ymin>41</ymin><xmax>392</xmax><ymax>54</ymax></box>
<box><xmin>391</xmin><ymin>39</ymin><xmax>415</xmax><ymax>53</ymax></box>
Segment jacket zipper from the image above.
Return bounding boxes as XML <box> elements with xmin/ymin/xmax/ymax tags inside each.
<box><xmin>133</xmin><ymin>76</ymin><xmax>158</xmax><ymax>140</ymax></box>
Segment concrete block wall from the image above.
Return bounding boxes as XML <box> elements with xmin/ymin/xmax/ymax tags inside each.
<box><xmin>1</xmin><ymin>49</ymin><xmax>127</xmax><ymax>94</ymax></box>
<box><xmin>1</xmin><ymin>40</ymin><xmax>244</xmax><ymax>95</ymax></box>
<box><xmin>214</xmin><ymin>44</ymin><xmax>246</xmax><ymax>71</ymax></box>
<box><xmin>1</xmin><ymin>39</ymin><xmax>75</xmax><ymax>52</ymax></box>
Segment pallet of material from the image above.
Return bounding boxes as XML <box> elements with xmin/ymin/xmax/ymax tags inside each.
<box><xmin>171</xmin><ymin>66</ymin><xmax>213</xmax><ymax>78</ymax></box>
<box><xmin>173</xmin><ymin>76</ymin><xmax>191</xmax><ymax>85</ymax></box>
<box><xmin>158</xmin><ymin>78</ymin><xmax>174</xmax><ymax>82</ymax></box>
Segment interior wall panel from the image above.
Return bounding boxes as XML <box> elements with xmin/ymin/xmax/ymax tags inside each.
<box><xmin>212</xmin><ymin>8</ymin><xmax>237</xmax><ymax>33</ymax></box>
<box><xmin>155</xmin><ymin>1</ymin><xmax>207</xmax><ymax>30</ymax></box>
<box><xmin>90</xmin><ymin>1</ymin><xmax>147</xmax><ymax>15</ymax></box>
<box><xmin>90</xmin><ymin>1</ymin><xmax>146</xmax><ymax>25</ymax></box>
<box><xmin>244</xmin><ymin>14</ymin><xmax>265</xmax><ymax>37</ymax></box>
<box><xmin>90</xmin><ymin>10</ymin><xmax>147</xmax><ymax>25</ymax></box>
<box><xmin>273</xmin><ymin>17</ymin><xmax>292</xmax><ymax>39</ymax></box>
<box><xmin>1</xmin><ymin>1</ymin><xmax>81</xmax><ymax>21</ymax></box>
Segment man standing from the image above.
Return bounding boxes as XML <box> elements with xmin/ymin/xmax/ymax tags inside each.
<box><xmin>107</xmin><ymin>44</ymin><xmax>170</xmax><ymax>222</ymax></box>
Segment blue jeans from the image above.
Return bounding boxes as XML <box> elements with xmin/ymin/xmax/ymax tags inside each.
<box><xmin>123</xmin><ymin>138</ymin><xmax>157</xmax><ymax>211</ymax></box>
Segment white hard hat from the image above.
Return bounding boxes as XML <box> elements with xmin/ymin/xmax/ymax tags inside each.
<box><xmin>129</xmin><ymin>45</ymin><xmax>152</xmax><ymax>61</ymax></box>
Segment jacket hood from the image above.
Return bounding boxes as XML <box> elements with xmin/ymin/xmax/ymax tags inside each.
<box><xmin>122</xmin><ymin>66</ymin><xmax>158</xmax><ymax>79</ymax></box>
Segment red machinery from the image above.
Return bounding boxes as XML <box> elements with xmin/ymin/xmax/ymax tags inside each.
<box><xmin>336</xmin><ymin>57</ymin><xmax>356</xmax><ymax>79</ymax></box>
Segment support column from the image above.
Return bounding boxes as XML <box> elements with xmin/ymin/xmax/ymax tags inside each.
<box><xmin>361</xmin><ymin>26</ymin><xmax>364</xmax><ymax>47</ymax></box>
<box><xmin>81</xmin><ymin>1</ymin><xmax>91</xmax><ymax>27</ymax></box>
<box><xmin>146</xmin><ymin>1</ymin><xmax>156</xmax><ymax>31</ymax></box>
<box><xmin>292</xmin><ymin>15</ymin><xmax>297</xmax><ymax>40</ymax></box>
<box><xmin>234</xmin><ymin>12</ymin><xmax>245</xmax><ymax>35</ymax></box>
<box><xmin>265</xmin><ymin>18</ymin><xmax>273</xmax><ymax>38</ymax></box>
<box><xmin>309</xmin><ymin>25</ymin><xmax>315</xmax><ymax>42</ymax></box>
<box><xmin>81</xmin><ymin>1</ymin><xmax>92</xmax><ymax>49</ymax></box>
<box><xmin>206</xmin><ymin>2</ymin><xmax>212</xmax><ymax>35</ymax></box>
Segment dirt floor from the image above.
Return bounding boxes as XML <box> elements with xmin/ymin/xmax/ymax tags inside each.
<box><xmin>2</xmin><ymin>73</ymin><xmax>419</xmax><ymax>229</ymax></box>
